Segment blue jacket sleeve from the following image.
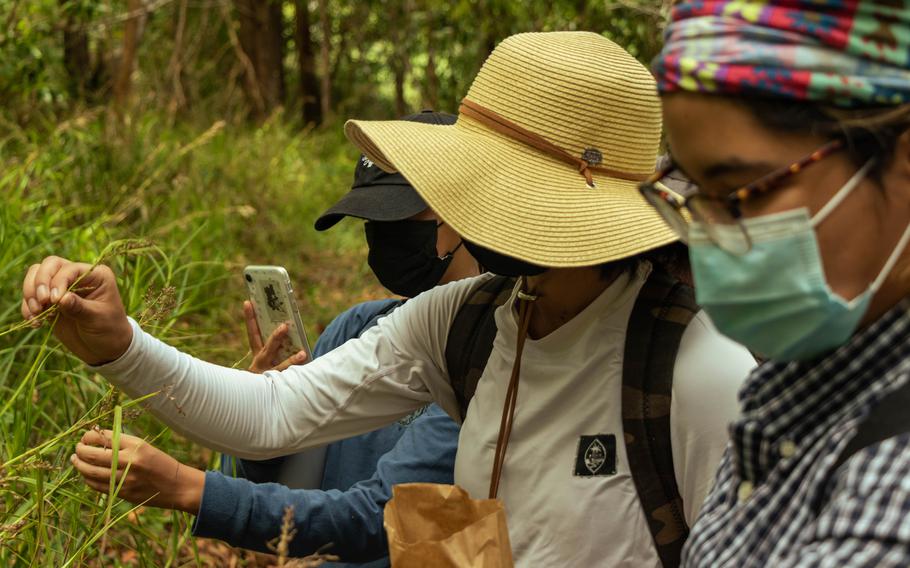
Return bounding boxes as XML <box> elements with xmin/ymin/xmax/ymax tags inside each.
<box><xmin>225</xmin><ymin>299</ymin><xmax>404</xmax><ymax>482</ymax></box>
<box><xmin>194</xmin><ymin>404</ymin><xmax>459</xmax><ymax>561</ymax></box>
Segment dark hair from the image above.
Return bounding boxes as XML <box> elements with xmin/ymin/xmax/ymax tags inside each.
<box><xmin>740</xmin><ymin>98</ymin><xmax>910</xmax><ymax>182</ymax></box>
<box><xmin>598</xmin><ymin>241</ymin><xmax>691</xmax><ymax>285</ymax></box>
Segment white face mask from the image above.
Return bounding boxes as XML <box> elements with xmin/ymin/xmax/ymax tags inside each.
<box><xmin>689</xmin><ymin>160</ymin><xmax>910</xmax><ymax>361</ymax></box>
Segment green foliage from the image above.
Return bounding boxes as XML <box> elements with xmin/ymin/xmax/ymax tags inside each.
<box><xmin>319</xmin><ymin>0</ymin><xmax>670</xmax><ymax>116</ymax></box>
<box><xmin>0</xmin><ymin>1</ymin><xmax>669</xmax><ymax>124</ymax></box>
<box><xmin>0</xmin><ymin>0</ymin><xmax>108</xmax><ymax>116</ymax></box>
<box><xmin>0</xmin><ymin>0</ymin><xmax>64</xmax><ymax>109</ymax></box>
<box><xmin>0</xmin><ymin>110</ymin><xmax>385</xmax><ymax>566</ymax></box>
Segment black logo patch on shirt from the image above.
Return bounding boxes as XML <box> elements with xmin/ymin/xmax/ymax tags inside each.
<box><xmin>574</xmin><ymin>434</ymin><xmax>616</xmax><ymax>477</ymax></box>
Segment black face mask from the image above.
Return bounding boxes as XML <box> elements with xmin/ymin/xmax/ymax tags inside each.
<box><xmin>463</xmin><ymin>240</ymin><xmax>548</xmax><ymax>277</ymax></box>
<box><xmin>365</xmin><ymin>220</ymin><xmax>461</xmax><ymax>297</ymax></box>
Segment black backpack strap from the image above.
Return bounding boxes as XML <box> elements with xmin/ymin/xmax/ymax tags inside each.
<box><xmin>444</xmin><ymin>275</ymin><xmax>516</xmax><ymax>421</ymax></box>
<box><xmin>622</xmin><ymin>268</ymin><xmax>698</xmax><ymax>568</ymax></box>
<box><xmin>834</xmin><ymin>378</ymin><xmax>910</xmax><ymax>472</ymax></box>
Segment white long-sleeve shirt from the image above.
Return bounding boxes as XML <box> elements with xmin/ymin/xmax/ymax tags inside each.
<box><xmin>94</xmin><ymin>263</ymin><xmax>755</xmax><ymax>566</ymax></box>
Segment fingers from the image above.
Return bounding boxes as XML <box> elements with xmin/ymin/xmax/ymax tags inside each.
<box><xmin>81</xmin><ymin>428</ymin><xmax>112</xmax><ymax>448</ymax></box>
<box><xmin>49</xmin><ymin>263</ymin><xmax>90</xmax><ymax>304</ymax></box>
<box><xmin>21</xmin><ymin>298</ymin><xmax>39</xmax><ymax>328</ymax></box>
<box><xmin>273</xmin><ymin>350</ymin><xmax>309</xmax><ymax>372</ymax></box>
<box><xmin>22</xmin><ymin>265</ymin><xmax>40</xmax><ymax>318</ymax></box>
<box><xmin>22</xmin><ymin>256</ymin><xmax>96</xmax><ymax>319</ymax></box>
<box><xmin>249</xmin><ymin>323</ymin><xmax>288</xmax><ymax>372</ymax></box>
<box><xmin>76</xmin><ymin>442</ymin><xmax>116</xmax><ymax>469</ymax></box>
<box><xmin>243</xmin><ymin>301</ymin><xmax>264</xmax><ymax>353</ymax></box>
<box><xmin>71</xmin><ymin>453</ymin><xmax>116</xmax><ymax>484</ymax></box>
<box><xmin>80</xmin><ymin>429</ymin><xmax>142</xmax><ymax>451</ymax></box>
<box><xmin>117</xmin><ymin>433</ymin><xmax>141</xmax><ymax>449</ymax></box>
<box><xmin>36</xmin><ymin>258</ymin><xmax>89</xmax><ymax>309</ymax></box>
<box><xmin>71</xmin><ymin>452</ymin><xmax>140</xmax><ymax>499</ymax></box>
<box><xmin>263</xmin><ymin>324</ymin><xmax>289</xmax><ymax>359</ymax></box>
<box><xmin>30</xmin><ymin>257</ymin><xmax>65</xmax><ymax>305</ymax></box>
<box><xmin>54</xmin><ymin>263</ymin><xmax>110</xmax><ymax>317</ymax></box>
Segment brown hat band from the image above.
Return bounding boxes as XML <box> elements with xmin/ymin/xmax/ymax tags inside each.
<box><xmin>458</xmin><ymin>98</ymin><xmax>649</xmax><ymax>187</ymax></box>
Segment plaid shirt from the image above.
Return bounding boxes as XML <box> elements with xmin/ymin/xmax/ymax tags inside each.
<box><xmin>684</xmin><ymin>299</ymin><xmax>910</xmax><ymax>567</ymax></box>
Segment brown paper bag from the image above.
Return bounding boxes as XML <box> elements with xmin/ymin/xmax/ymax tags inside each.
<box><xmin>384</xmin><ymin>483</ymin><xmax>514</xmax><ymax>567</ymax></box>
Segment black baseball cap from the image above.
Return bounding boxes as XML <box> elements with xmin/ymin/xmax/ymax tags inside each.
<box><xmin>314</xmin><ymin>110</ymin><xmax>457</xmax><ymax>231</ymax></box>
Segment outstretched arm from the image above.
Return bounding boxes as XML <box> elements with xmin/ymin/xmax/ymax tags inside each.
<box><xmin>23</xmin><ymin>257</ymin><xmax>473</xmax><ymax>459</ymax></box>
<box><xmin>195</xmin><ymin>405</ymin><xmax>459</xmax><ymax>560</ymax></box>
<box><xmin>72</xmin><ymin>406</ymin><xmax>460</xmax><ymax>561</ymax></box>
<box><xmin>84</xmin><ymin>317</ymin><xmax>436</xmax><ymax>460</ymax></box>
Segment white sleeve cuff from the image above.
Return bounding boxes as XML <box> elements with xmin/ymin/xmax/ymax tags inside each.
<box><xmin>87</xmin><ymin>316</ymin><xmax>144</xmax><ymax>374</ymax></box>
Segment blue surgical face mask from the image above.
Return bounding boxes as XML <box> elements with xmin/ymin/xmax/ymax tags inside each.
<box><xmin>689</xmin><ymin>160</ymin><xmax>910</xmax><ymax>362</ymax></box>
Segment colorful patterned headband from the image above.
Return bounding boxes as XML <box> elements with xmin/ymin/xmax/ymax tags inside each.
<box><xmin>653</xmin><ymin>0</ymin><xmax>910</xmax><ymax>107</ymax></box>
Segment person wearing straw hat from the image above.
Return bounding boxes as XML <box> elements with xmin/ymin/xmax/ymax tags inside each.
<box><xmin>22</xmin><ymin>32</ymin><xmax>755</xmax><ymax>566</ymax></box>
<box><xmin>66</xmin><ymin>111</ymin><xmax>475</xmax><ymax>566</ymax></box>
<box><xmin>635</xmin><ymin>1</ymin><xmax>910</xmax><ymax>566</ymax></box>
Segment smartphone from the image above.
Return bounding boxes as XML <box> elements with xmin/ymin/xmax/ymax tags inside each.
<box><xmin>243</xmin><ymin>265</ymin><xmax>312</xmax><ymax>362</ymax></box>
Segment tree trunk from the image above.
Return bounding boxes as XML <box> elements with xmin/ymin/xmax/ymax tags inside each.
<box><xmin>60</xmin><ymin>1</ymin><xmax>91</xmax><ymax>100</ymax></box>
<box><xmin>112</xmin><ymin>0</ymin><xmax>144</xmax><ymax>109</ymax></box>
<box><xmin>424</xmin><ymin>23</ymin><xmax>438</xmax><ymax>110</ymax></box>
<box><xmin>295</xmin><ymin>0</ymin><xmax>321</xmax><ymax>125</ymax></box>
<box><xmin>233</xmin><ymin>0</ymin><xmax>286</xmax><ymax>117</ymax></box>
<box><xmin>167</xmin><ymin>0</ymin><xmax>189</xmax><ymax>114</ymax></box>
<box><xmin>220</xmin><ymin>1</ymin><xmax>265</xmax><ymax>115</ymax></box>
<box><xmin>317</xmin><ymin>0</ymin><xmax>331</xmax><ymax>121</ymax></box>
<box><xmin>262</xmin><ymin>0</ymin><xmax>286</xmax><ymax>107</ymax></box>
<box><xmin>389</xmin><ymin>0</ymin><xmax>410</xmax><ymax>117</ymax></box>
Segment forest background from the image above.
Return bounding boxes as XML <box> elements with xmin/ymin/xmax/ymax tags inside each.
<box><xmin>0</xmin><ymin>1</ymin><xmax>668</xmax><ymax>566</ymax></box>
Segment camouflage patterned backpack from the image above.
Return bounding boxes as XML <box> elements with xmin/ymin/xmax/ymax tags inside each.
<box><xmin>444</xmin><ymin>268</ymin><xmax>698</xmax><ymax>568</ymax></box>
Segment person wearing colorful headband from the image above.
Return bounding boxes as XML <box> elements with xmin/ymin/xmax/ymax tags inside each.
<box><xmin>21</xmin><ymin>32</ymin><xmax>756</xmax><ymax>566</ymax></box>
<box><xmin>640</xmin><ymin>1</ymin><xmax>910</xmax><ymax>566</ymax></box>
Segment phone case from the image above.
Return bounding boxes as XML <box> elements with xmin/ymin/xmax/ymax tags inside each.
<box><xmin>243</xmin><ymin>265</ymin><xmax>312</xmax><ymax>362</ymax></box>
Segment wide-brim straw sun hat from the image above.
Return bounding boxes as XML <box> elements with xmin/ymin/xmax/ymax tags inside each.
<box><xmin>344</xmin><ymin>31</ymin><xmax>676</xmax><ymax>267</ymax></box>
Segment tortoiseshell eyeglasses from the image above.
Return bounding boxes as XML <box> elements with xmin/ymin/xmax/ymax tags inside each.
<box><xmin>639</xmin><ymin>139</ymin><xmax>844</xmax><ymax>254</ymax></box>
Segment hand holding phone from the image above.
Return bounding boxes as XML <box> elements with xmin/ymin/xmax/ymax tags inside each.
<box><xmin>243</xmin><ymin>266</ymin><xmax>312</xmax><ymax>369</ymax></box>
<box><xmin>243</xmin><ymin>302</ymin><xmax>308</xmax><ymax>372</ymax></box>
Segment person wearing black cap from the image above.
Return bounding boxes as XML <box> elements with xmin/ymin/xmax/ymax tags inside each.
<box><xmin>62</xmin><ymin>111</ymin><xmax>479</xmax><ymax>565</ymax></box>
<box><xmin>313</xmin><ymin>110</ymin><xmax>479</xmax><ymax>299</ymax></box>
<box><xmin>207</xmin><ymin>111</ymin><xmax>481</xmax><ymax>564</ymax></box>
